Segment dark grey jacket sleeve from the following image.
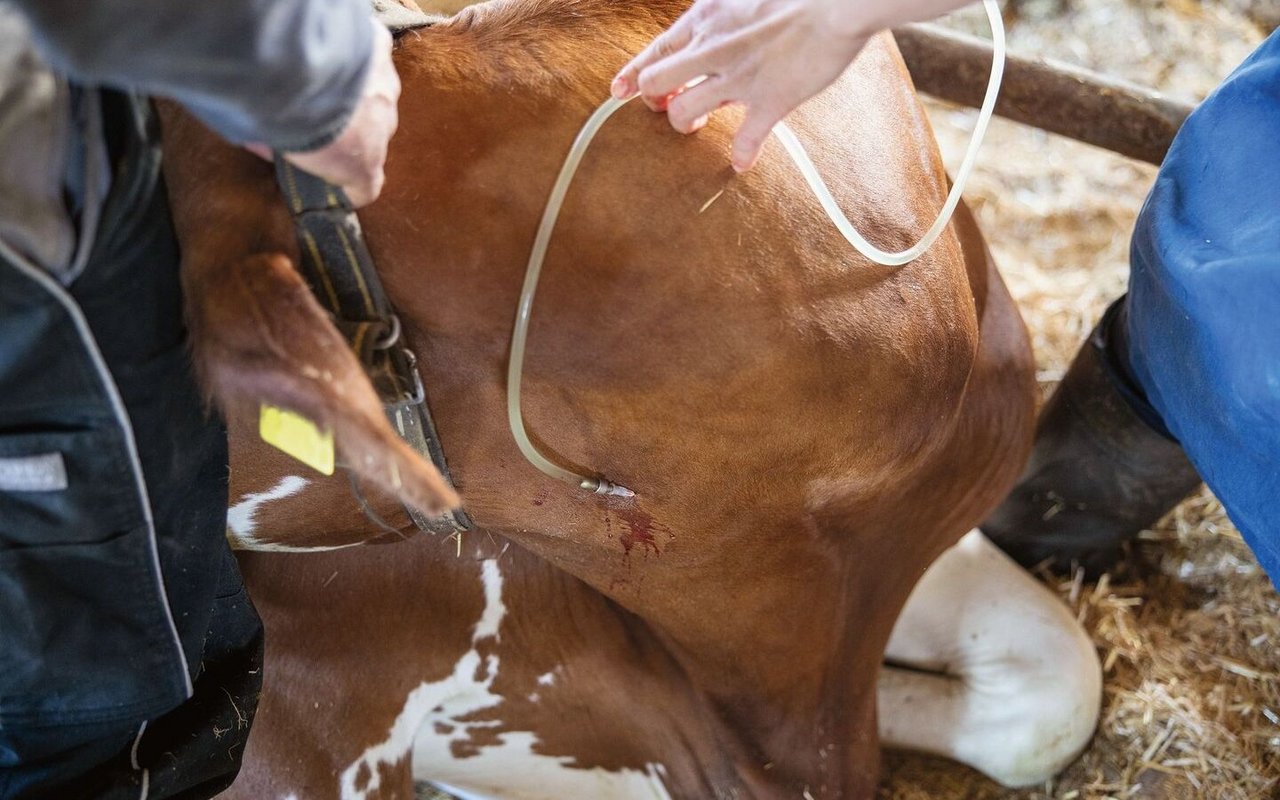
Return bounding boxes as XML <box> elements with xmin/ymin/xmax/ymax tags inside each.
<box><xmin>11</xmin><ymin>0</ymin><xmax>373</xmax><ymax>152</ymax></box>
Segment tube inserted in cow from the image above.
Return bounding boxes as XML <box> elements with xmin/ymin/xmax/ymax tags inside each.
<box><xmin>893</xmin><ymin>23</ymin><xmax>1196</xmax><ymax>165</ymax></box>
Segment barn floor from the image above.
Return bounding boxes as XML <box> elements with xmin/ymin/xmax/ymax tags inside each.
<box><xmin>885</xmin><ymin>1</ymin><xmax>1278</xmax><ymax>798</ymax></box>
<box><xmin>418</xmin><ymin>0</ymin><xmax>1278</xmax><ymax>798</ymax></box>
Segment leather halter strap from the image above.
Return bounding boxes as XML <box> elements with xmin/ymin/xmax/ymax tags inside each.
<box><xmin>275</xmin><ymin>158</ymin><xmax>472</xmax><ymax>536</ymax></box>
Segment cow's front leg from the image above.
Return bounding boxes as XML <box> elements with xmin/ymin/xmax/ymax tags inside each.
<box><xmin>877</xmin><ymin>530</ymin><xmax>1101</xmax><ymax>787</ymax></box>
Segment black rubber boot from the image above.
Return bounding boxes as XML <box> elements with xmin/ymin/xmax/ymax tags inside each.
<box><xmin>983</xmin><ymin>298</ymin><xmax>1204</xmax><ymax>575</ymax></box>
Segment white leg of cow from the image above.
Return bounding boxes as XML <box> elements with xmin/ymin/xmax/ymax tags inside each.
<box><xmin>877</xmin><ymin>530</ymin><xmax>1101</xmax><ymax>787</ymax></box>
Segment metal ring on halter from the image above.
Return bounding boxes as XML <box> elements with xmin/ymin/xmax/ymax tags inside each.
<box><xmin>373</xmin><ymin>313</ymin><xmax>402</xmax><ymax>350</ymax></box>
<box><xmin>385</xmin><ymin>347</ymin><xmax>427</xmax><ymax>409</ymax></box>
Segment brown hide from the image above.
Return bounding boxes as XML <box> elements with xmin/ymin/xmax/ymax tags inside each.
<box><xmin>160</xmin><ymin>108</ymin><xmax>460</xmax><ymax>527</ymax></box>
<box><xmin>161</xmin><ymin>0</ymin><xmax>1035</xmax><ymax>797</ymax></box>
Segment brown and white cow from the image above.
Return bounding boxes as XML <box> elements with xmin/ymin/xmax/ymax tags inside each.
<box><xmin>160</xmin><ymin>0</ymin><xmax>1100</xmax><ymax>797</ymax></box>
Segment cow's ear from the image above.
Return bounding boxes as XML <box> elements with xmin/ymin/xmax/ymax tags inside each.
<box><xmin>185</xmin><ymin>251</ymin><xmax>461</xmax><ymax>517</ymax></box>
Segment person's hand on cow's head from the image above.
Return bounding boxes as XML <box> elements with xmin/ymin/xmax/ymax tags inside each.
<box><xmin>246</xmin><ymin>21</ymin><xmax>401</xmax><ymax>207</ymax></box>
<box><xmin>612</xmin><ymin>0</ymin><xmax>972</xmax><ymax>173</ymax></box>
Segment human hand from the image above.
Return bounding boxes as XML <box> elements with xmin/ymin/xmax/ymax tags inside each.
<box><xmin>614</xmin><ymin>0</ymin><xmax>974</xmax><ymax>172</ymax></box>
<box><xmin>247</xmin><ymin>20</ymin><xmax>400</xmax><ymax>206</ymax></box>
<box><xmin>611</xmin><ymin>0</ymin><xmax>871</xmax><ymax>173</ymax></box>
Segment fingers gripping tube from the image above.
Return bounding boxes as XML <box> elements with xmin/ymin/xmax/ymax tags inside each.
<box><xmin>507</xmin><ymin>0</ymin><xmax>1006</xmax><ymax>496</ymax></box>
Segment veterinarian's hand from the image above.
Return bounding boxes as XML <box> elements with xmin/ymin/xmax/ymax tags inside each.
<box><xmin>612</xmin><ymin>0</ymin><xmax>970</xmax><ymax>172</ymax></box>
<box><xmin>248</xmin><ymin>20</ymin><xmax>401</xmax><ymax>206</ymax></box>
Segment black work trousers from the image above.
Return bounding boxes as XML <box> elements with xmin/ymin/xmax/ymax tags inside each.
<box><xmin>0</xmin><ymin>91</ymin><xmax>263</xmax><ymax>800</ymax></box>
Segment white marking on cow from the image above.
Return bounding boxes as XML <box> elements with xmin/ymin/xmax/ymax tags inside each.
<box><xmin>339</xmin><ymin>559</ymin><xmax>673</xmax><ymax>800</ymax></box>
<box><xmin>535</xmin><ymin>671</ymin><xmax>555</xmax><ymax>686</ymax></box>
<box><xmin>228</xmin><ymin>475</ymin><xmax>308</xmax><ymax>537</ymax></box>
<box><xmin>339</xmin><ymin>559</ymin><xmax>508</xmax><ymax>800</ymax></box>
<box><xmin>227</xmin><ymin>475</ymin><xmax>358</xmax><ymax>553</ymax></box>
<box><xmin>475</xmin><ymin>560</ymin><xmax>505</xmax><ymax>641</ymax></box>
<box><xmin>432</xmin><ymin>786</ymin><xmax>489</xmax><ymax>800</ymax></box>
<box><xmin>231</xmin><ymin>538</ymin><xmax>358</xmax><ymax>553</ymax></box>
<box><xmin>423</xmin><ymin>753</ymin><xmax>672</xmax><ymax>800</ymax></box>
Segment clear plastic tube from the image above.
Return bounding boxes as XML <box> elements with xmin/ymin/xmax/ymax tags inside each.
<box><xmin>505</xmin><ymin>98</ymin><xmax>636</xmax><ymax>496</ymax></box>
<box><xmin>507</xmin><ymin>0</ymin><xmax>1006</xmax><ymax>494</ymax></box>
<box><xmin>775</xmin><ymin>0</ymin><xmax>1005</xmax><ymax>264</ymax></box>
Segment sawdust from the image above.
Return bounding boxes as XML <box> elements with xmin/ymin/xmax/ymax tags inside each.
<box><xmin>882</xmin><ymin>1</ymin><xmax>1278</xmax><ymax>798</ymax></box>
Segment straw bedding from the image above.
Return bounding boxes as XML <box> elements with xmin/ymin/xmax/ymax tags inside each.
<box><xmin>884</xmin><ymin>1</ymin><xmax>1276</xmax><ymax>797</ymax></box>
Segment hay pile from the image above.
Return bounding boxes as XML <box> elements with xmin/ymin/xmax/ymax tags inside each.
<box><xmin>883</xmin><ymin>1</ymin><xmax>1277</xmax><ymax>798</ymax></box>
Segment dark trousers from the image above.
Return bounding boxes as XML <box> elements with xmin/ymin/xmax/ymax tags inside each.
<box><xmin>0</xmin><ymin>92</ymin><xmax>262</xmax><ymax>799</ymax></box>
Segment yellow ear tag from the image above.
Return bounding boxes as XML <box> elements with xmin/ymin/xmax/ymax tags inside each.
<box><xmin>258</xmin><ymin>405</ymin><xmax>335</xmax><ymax>476</ymax></box>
